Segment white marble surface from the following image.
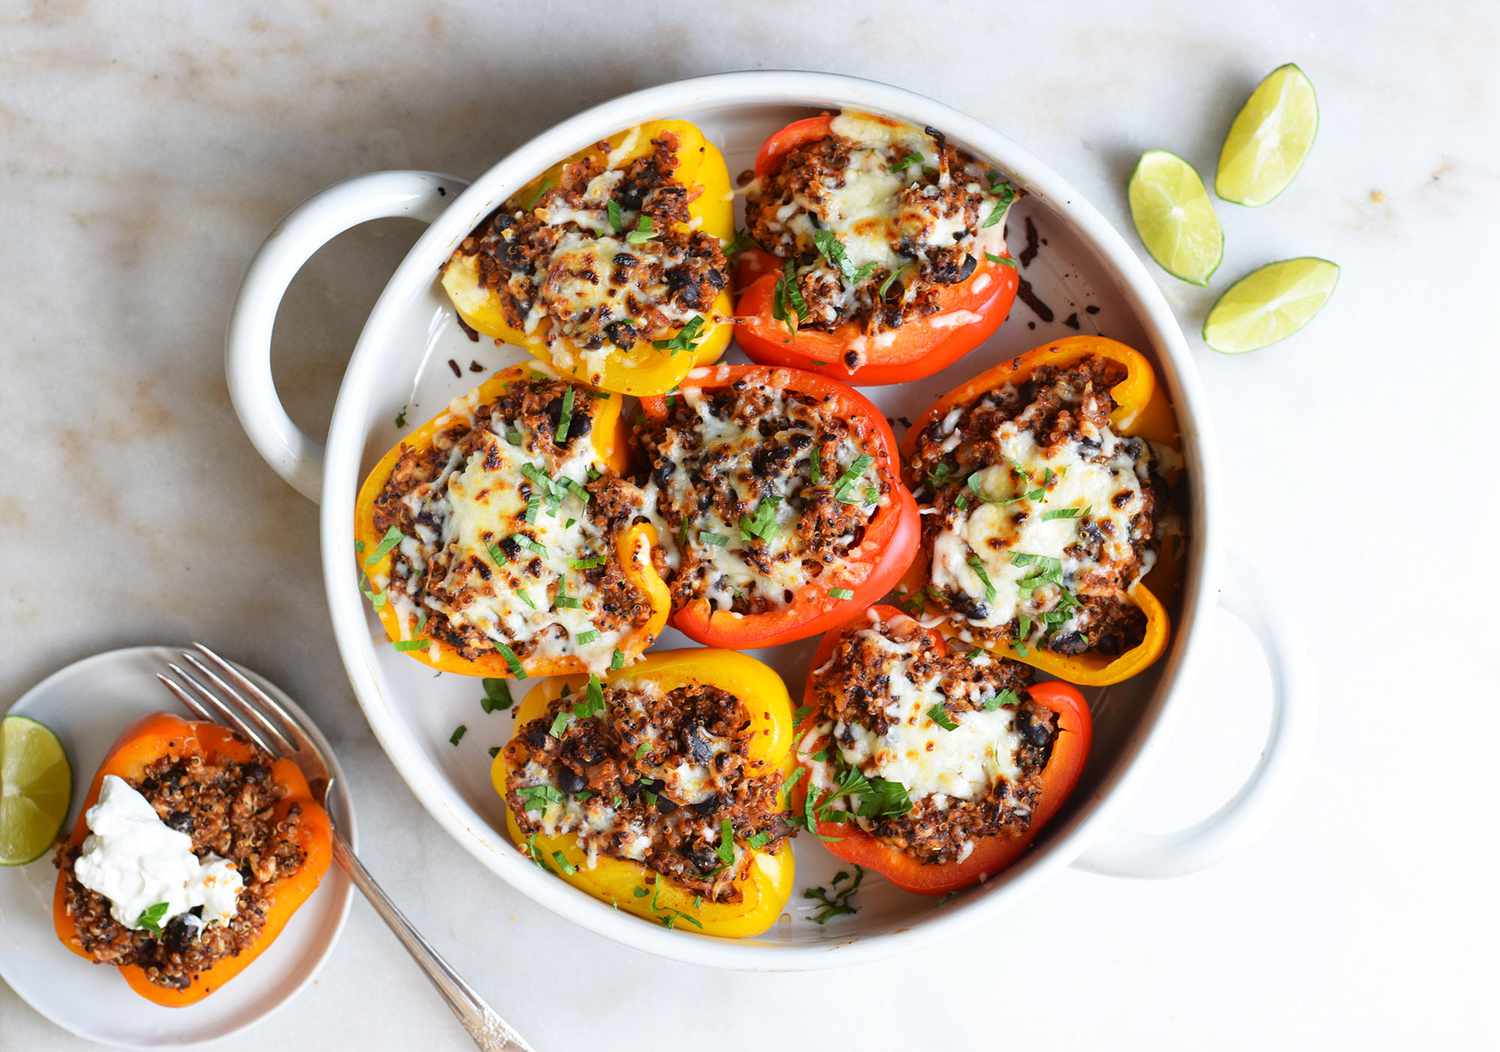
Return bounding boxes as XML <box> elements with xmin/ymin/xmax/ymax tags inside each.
<box><xmin>3</xmin><ymin>1</ymin><xmax>1497</xmax><ymax>1049</ymax></box>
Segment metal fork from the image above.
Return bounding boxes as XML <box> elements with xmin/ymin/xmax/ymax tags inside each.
<box><xmin>156</xmin><ymin>643</ymin><xmax>534</xmax><ymax>1052</ymax></box>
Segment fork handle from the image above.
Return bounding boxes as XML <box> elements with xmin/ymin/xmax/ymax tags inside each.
<box><xmin>332</xmin><ymin>832</ymin><xmax>534</xmax><ymax>1051</ymax></box>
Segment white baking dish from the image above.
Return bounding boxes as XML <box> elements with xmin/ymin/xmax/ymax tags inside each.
<box><xmin>226</xmin><ymin>71</ymin><xmax>1311</xmax><ymax>969</ymax></box>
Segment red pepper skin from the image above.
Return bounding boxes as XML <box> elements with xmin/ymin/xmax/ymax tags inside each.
<box><xmin>732</xmin><ymin>115</ymin><xmax>1020</xmax><ymax>386</ymax></box>
<box><xmin>792</xmin><ymin>605</ymin><xmax>1092</xmax><ymax>895</ymax></box>
<box><xmin>639</xmin><ymin>367</ymin><xmax>919</xmax><ymax>649</ymax></box>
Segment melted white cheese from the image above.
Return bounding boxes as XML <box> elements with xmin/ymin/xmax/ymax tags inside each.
<box><xmin>384</xmin><ymin>399</ymin><xmax>641</xmax><ymax>674</ymax></box>
<box><xmin>73</xmin><ymin>776</ymin><xmax>243</xmax><ymax>931</ymax></box>
<box><xmin>931</xmin><ymin>412</ymin><xmax>1150</xmax><ymax>632</ymax></box>
<box><xmin>643</xmin><ymin>383</ymin><xmax>876</xmax><ymax>610</ymax></box>
<box><xmin>801</xmin><ymin>625</ymin><xmax>1023</xmax><ymax>802</ymax></box>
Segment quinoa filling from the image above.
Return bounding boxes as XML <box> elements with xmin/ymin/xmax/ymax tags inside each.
<box><xmin>369</xmin><ymin>377</ymin><xmax>654</xmax><ymax>673</ymax></box>
<box><xmin>55</xmin><ymin>747</ymin><xmax>306</xmax><ymax>991</ymax></box>
<box><xmin>799</xmin><ymin>611</ymin><xmax>1057</xmax><ymax>865</ymax></box>
<box><xmin>743</xmin><ymin>110</ymin><xmax>1017</xmax><ymax>370</ymax></box>
<box><xmin>633</xmin><ymin>375</ymin><xmax>886</xmax><ymax>615</ymax></box>
<box><xmin>906</xmin><ymin>355</ymin><xmax>1161</xmax><ymax>657</ymax></box>
<box><xmin>503</xmin><ymin>676</ymin><xmax>790</xmax><ymax>902</ymax></box>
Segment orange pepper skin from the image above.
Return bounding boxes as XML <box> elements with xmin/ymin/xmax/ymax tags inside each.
<box><xmin>490</xmin><ymin>649</ymin><xmax>796</xmax><ymax>937</ymax></box>
<box><xmin>638</xmin><ymin>365</ymin><xmax>919</xmax><ymax>649</ymax></box>
<box><xmin>53</xmin><ymin>713</ymin><xmax>333</xmax><ymax>1007</ymax></box>
<box><xmin>900</xmin><ymin>336</ymin><xmax>1180</xmax><ymax>686</ymax></box>
<box><xmin>793</xmin><ymin>607</ymin><xmax>1091</xmax><ymax>895</ymax></box>
<box><xmin>353</xmin><ymin>364</ymin><xmax>672</xmax><ymax>678</ymax></box>
<box><xmin>732</xmin><ymin>115</ymin><xmax>1020</xmax><ymax>386</ymax></box>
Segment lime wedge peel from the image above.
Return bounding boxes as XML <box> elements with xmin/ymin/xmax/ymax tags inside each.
<box><xmin>0</xmin><ymin>714</ymin><xmax>73</xmax><ymax>866</ymax></box>
<box><xmin>1216</xmin><ymin>63</ymin><xmax>1319</xmax><ymax>207</ymax></box>
<box><xmin>1202</xmin><ymin>257</ymin><xmax>1339</xmax><ymax>354</ymax></box>
<box><xmin>1127</xmin><ymin>150</ymin><xmax>1224</xmax><ymax>287</ymax></box>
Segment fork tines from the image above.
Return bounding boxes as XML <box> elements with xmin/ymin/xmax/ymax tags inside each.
<box><xmin>156</xmin><ymin>644</ymin><xmax>304</xmax><ymax>761</ymax></box>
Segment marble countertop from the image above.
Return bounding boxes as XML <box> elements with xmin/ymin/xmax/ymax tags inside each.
<box><xmin>4</xmin><ymin>2</ymin><xmax>1497</xmax><ymax>1049</ymax></box>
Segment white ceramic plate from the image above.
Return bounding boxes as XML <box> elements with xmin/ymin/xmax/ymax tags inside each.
<box><xmin>227</xmin><ymin>72</ymin><xmax>1311</xmax><ymax>970</ymax></box>
<box><xmin>0</xmin><ymin>646</ymin><xmax>356</xmax><ymax>1048</ymax></box>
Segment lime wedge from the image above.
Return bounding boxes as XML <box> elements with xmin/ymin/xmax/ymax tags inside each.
<box><xmin>1216</xmin><ymin>64</ymin><xmax>1318</xmax><ymax>206</ymax></box>
<box><xmin>1128</xmin><ymin>150</ymin><xmax>1224</xmax><ymax>286</ymax></box>
<box><xmin>1202</xmin><ymin>258</ymin><xmax>1339</xmax><ymax>353</ymax></box>
<box><xmin>1</xmin><ymin>715</ymin><xmax>72</xmax><ymax>866</ymax></box>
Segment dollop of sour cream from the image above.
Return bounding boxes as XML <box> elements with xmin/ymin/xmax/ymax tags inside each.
<box><xmin>73</xmin><ymin>775</ymin><xmax>243</xmax><ymax>931</ymax></box>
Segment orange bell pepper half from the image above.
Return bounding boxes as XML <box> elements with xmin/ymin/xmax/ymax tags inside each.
<box><xmin>900</xmin><ymin>336</ymin><xmax>1180</xmax><ymax>686</ymax></box>
<box><xmin>638</xmin><ymin>365</ymin><xmax>919</xmax><ymax>649</ymax></box>
<box><xmin>53</xmin><ymin>713</ymin><xmax>333</xmax><ymax>1007</ymax></box>
<box><xmin>353</xmin><ymin>364</ymin><xmax>671</xmax><ymax>678</ymax></box>
<box><xmin>732</xmin><ymin>114</ymin><xmax>1020</xmax><ymax>386</ymax></box>
<box><xmin>792</xmin><ymin>605</ymin><xmax>1090</xmax><ymax>895</ymax></box>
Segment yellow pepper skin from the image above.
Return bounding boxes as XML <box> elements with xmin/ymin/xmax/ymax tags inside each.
<box><xmin>491</xmin><ymin>649</ymin><xmax>796</xmax><ymax>937</ymax></box>
<box><xmin>440</xmin><ymin>119</ymin><xmax>733</xmax><ymax>396</ymax></box>
<box><xmin>354</xmin><ymin>364</ymin><xmax>671</xmax><ymax>679</ymax></box>
<box><xmin>903</xmin><ymin>336</ymin><xmax>1182</xmax><ymax>687</ymax></box>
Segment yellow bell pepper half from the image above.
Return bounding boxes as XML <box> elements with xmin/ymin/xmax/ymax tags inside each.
<box><xmin>354</xmin><ymin>364</ymin><xmax>671</xmax><ymax>679</ymax></box>
<box><xmin>901</xmin><ymin>336</ymin><xmax>1183</xmax><ymax>687</ymax></box>
<box><xmin>491</xmin><ymin>649</ymin><xmax>796</xmax><ymax>938</ymax></box>
<box><xmin>440</xmin><ymin>119</ymin><xmax>733</xmax><ymax>396</ymax></box>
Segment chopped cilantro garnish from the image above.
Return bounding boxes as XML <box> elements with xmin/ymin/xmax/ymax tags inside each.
<box><xmin>555</xmin><ymin>386</ymin><xmax>576</xmax><ymax>442</ymax></box>
<box><xmin>832</xmin><ymin>453</ymin><xmax>874</xmax><ymax>502</ymax></box>
<box><xmin>803</xmin><ymin>865</ymin><xmax>865</xmax><ymax>924</ymax></box>
<box><xmin>494</xmin><ymin>642</ymin><xmax>524</xmax><ymax>677</ymax></box>
<box><xmin>486</xmin><ymin>541</ymin><xmax>509</xmax><ymax>567</ymax></box>
<box><xmin>364</xmin><ymin>526</ymin><xmax>404</xmax><ymax>566</ymax></box>
<box><xmin>890</xmin><ymin>150</ymin><xmax>924</xmax><ymax>173</ymax></box>
<box><xmin>625</xmin><ymin>215</ymin><xmax>656</xmax><ymax>245</ymax></box>
<box><xmin>551</xmin><ymin>851</ymin><xmax>578</xmax><ymax>875</ymax></box>
<box><xmin>808</xmin><ymin>445</ymin><xmax>822</xmax><ymax>484</ymax></box>
<box><xmin>513</xmin><ymin>533</ymin><xmax>547</xmax><ymax>557</ymax></box>
<box><xmin>651</xmin><ymin>315</ymin><xmax>706</xmax><ymax>354</ymax></box>
<box><xmin>610</xmin><ymin>649</ymin><xmax>625</xmax><ymax>671</ymax></box>
<box><xmin>983</xmin><ymin>689</ymin><xmax>1022</xmax><ymax>711</ymax></box>
<box><xmin>812</xmin><ymin>229</ymin><xmax>877</xmax><ymax>285</ymax></box>
<box><xmin>570</xmin><ymin>555</ymin><xmax>603</xmax><ymax>570</ymax></box>
<box><xmin>634</xmin><ymin>741</ymin><xmax>651</xmax><ymax>761</ymax></box>
<box><xmin>927</xmin><ymin>704</ymin><xmax>959</xmax><ymax>731</ymax></box>
<box><xmin>449</xmin><ymin>724</ymin><xmax>467</xmax><ymax>746</ymax></box>
<box><xmin>481</xmin><ymin>678</ymin><xmax>513</xmax><ymax>713</ymax></box>
<box><xmin>828</xmin><ymin>587</ymin><xmax>854</xmax><ymax>600</ymax></box>
<box><xmin>393</xmin><ymin>639</ymin><xmax>429</xmax><ymax>652</ymax></box>
<box><xmin>747</xmin><ymin>831</ymin><xmax>770</xmax><ymax>850</ymax></box>
<box><xmin>967</xmin><ymin>555</ymin><xmax>997</xmax><ymax>601</ymax></box>
<box><xmin>488</xmin><ymin>746</ymin><xmax>501</xmax><ymax>758</ymax></box>
<box><xmin>739</xmin><ymin>496</ymin><xmax>781</xmax><ymax>541</ymax></box>
<box><xmin>606</xmin><ymin>199</ymin><xmax>625</xmax><ymax>233</ymax></box>
<box><xmin>717</xmin><ymin>819</ymin><xmax>736</xmax><ymax>865</ymax></box>
<box><xmin>135</xmin><ymin>901</ymin><xmax>170</xmax><ymax>934</ymax></box>
<box><xmin>698</xmin><ymin>530</ymin><xmax>729</xmax><ymax>546</ymax></box>
<box><xmin>985</xmin><ymin>251</ymin><xmax>1018</xmax><ymax>268</ymax></box>
<box><xmin>524</xmin><ymin>833</ymin><xmax>551</xmax><ymax>871</ymax></box>
<box><xmin>575</xmin><ymin>629</ymin><xmax>599</xmax><ymax>645</ymax></box>
<box><xmin>1042</xmin><ymin>506</ymin><xmax>1088</xmax><ymax>521</ymax></box>
<box><xmin>517</xmin><ymin>785</ymin><xmax>564</xmax><ymax>812</ymax></box>
<box><xmin>983</xmin><ymin>179</ymin><xmax>1015</xmax><ymax>227</ymax></box>
<box><xmin>516</xmin><ymin>589</ymin><xmax>536</xmax><ymax>610</ymax></box>
<box><xmin>548</xmin><ymin>710</ymin><xmax>572</xmax><ymax>738</ymax></box>
<box><xmin>877</xmin><ymin>264</ymin><xmax>910</xmax><ymax>299</ymax></box>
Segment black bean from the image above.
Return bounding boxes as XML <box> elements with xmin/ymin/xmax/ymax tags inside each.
<box><xmin>557</xmin><ymin>767</ymin><xmax>587</xmax><ymax>794</ymax></box>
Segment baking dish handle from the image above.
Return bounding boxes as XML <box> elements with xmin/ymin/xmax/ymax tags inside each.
<box><xmin>1071</xmin><ymin>553</ymin><xmax>1315</xmax><ymax>878</ymax></box>
<box><xmin>225</xmin><ymin>170</ymin><xmax>469</xmax><ymax>502</ymax></box>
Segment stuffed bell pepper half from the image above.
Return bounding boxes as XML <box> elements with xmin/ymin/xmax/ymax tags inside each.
<box><xmin>634</xmin><ymin>364</ymin><xmax>919</xmax><ymax>649</ymax></box>
<box><xmin>733</xmin><ymin>110</ymin><xmax>1021</xmax><ymax>385</ymax></box>
<box><xmin>492</xmin><ymin>649</ymin><xmax>797</xmax><ymax>936</ymax></box>
<box><xmin>441</xmin><ymin>119</ymin><xmax>735</xmax><ymax>396</ymax></box>
<box><xmin>53</xmin><ymin>714</ymin><xmax>333</xmax><ymax>1006</ymax></box>
<box><xmin>355</xmin><ymin>365</ymin><xmax>671</xmax><ymax>679</ymax></box>
<box><xmin>898</xmin><ymin>335</ymin><xmax>1183</xmax><ymax>685</ymax></box>
<box><xmin>791</xmin><ymin>605</ymin><xmax>1090</xmax><ymax>895</ymax></box>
